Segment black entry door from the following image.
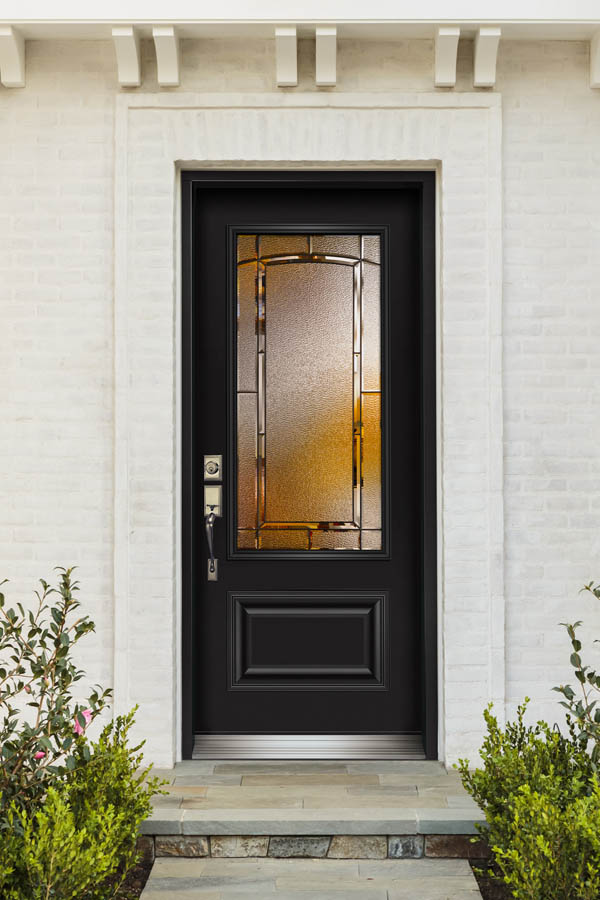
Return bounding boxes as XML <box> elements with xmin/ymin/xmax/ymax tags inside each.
<box><xmin>182</xmin><ymin>171</ymin><xmax>436</xmax><ymax>759</ymax></box>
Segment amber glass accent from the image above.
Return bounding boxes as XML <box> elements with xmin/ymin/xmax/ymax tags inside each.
<box><xmin>235</xmin><ymin>233</ymin><xmax>382</xmax><ymax>551</ymax></box>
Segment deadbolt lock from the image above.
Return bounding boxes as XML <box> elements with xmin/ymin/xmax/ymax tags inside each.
<box><xmin>204</xmin><ymin>454</ymin><xmax>222</xmax><ymax>481</ymax></box>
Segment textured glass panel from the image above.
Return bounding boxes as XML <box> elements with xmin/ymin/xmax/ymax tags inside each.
<box><xmin>235</xmin><ymin>233</ymin><xmax>383</xmax><ymax>552</ymax></box>
<box><xmin>237</xmin><ymin>234</ymin><xmax>257</xmax><ymax>262</ymax></box>
<box><xmin>361</xmin><ymin>530</ymin><xmax>382</xmax><ymax>550</ymax></box>
<box><xmin>362</xmin><ymin>261</ymin><xmax>381</xmax><ymax>392</ymax></box>
<box><xmin>362</xmin><ymin>236</ymin><xmax>380</xmax><ymax>264</ymax></box>
<box><xmin>311</xmin><ymin>531</ymin><xmax>360</xmax><ymax>550</ymax></box>
<box><xmin>237</xmin><ymin>263</ymin><xmax>257</xmax><ymax>392</ymax></box>
<box><xmin>259</xmin><ymin>530</ymin><xmax>309</xmax><ymax>550</ymax></box>
<box><xmin>260</xmin><ymin>235</ymin><xmax>309</xmax><ymax>257</ymax></box>
<box><xmin>362</xmin><ymin>392</ymin><xmax>382</xmax><ymax>529</ymax></box>
<box><xmin>265</xmin><ymin>261</ymin><xmax>354</xmax><ymax>523</ymax></box>
<box><xmin>237</xmin><ymin>530</ymin><xmax>257</xmax><ymax>549</ymax></box>
<box><xmin>237</xmin><ymin>393</ymin><xmax>257</xmax><ymax>531</ymax></box>
<box><xmin>311</xmin><ymin>234</ymin><xmax>360</xmax><ymax>258</ymax></box>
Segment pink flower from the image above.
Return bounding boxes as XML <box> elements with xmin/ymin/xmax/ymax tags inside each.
<box><xmin>34</xmin><ymin>751</ymin><xmax>46</xmax><ymax>760</ymax></box>
<box><xmin>74</xmin><ymin>708</ymin><xmax>92</xmax><ymax>735</ymax></box>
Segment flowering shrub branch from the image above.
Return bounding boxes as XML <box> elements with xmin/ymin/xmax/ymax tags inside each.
<box><xmin>553</xmin><ymin>582</ymin><xmax>600</xmax><ymax>769</ymax></box>
<box><xmin>0</xmin><ymin>567</ymin><xmax>112</xmax><ymax>820</ymax></box>
<box><xmin>0</xmin><ymin>569</ymin><xmax>164</xmax><ymax>898</ymax></box>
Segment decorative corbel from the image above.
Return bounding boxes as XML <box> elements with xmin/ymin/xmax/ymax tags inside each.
<box><xmin>112</xmin><ymin>26</ymin><xmax>141</xmax><ymax>88</ymax></box>
<box><xmin>474</xmin><ymin>26</ymin><xmax>501</xmax><ymax>88</ymax></box>
<box><xmin>0</xmin><ymin>26</ymin><xmax>25</xmax><ymax>88</ymax></box>
<box><xmin>276</xmin><ymin>26</ymin><xmax>297</xmax><ymax>87</ymax></box>
<box><xmin>153</xmin><ymin>26</ymin><xmax>180</xmax><ymax>88</ymax></box>
<box><xmin>316</xmin><ymin>26</ymin><xmax>336</xmax><ymax>87</ymax></box>
<box><xmin>435</xmin><ymin>26</ymin><xmax>460</xmax><ymax>87</ymax></box>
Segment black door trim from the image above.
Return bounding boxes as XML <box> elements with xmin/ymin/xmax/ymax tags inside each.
<box><xmin>181</xmin><ymin>169</ymin><xmax>438</xmax><ymax>760</ymax></box>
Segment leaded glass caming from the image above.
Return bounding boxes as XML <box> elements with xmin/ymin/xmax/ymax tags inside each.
<box><xmin>236</xmin><ymin>233</ymin><xmax>382</xmax><ymax>552</ymax></box>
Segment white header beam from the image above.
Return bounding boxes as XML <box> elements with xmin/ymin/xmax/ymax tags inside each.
<box><xmin>275</xmin><ymin>26</ymin><xmax>297</xmax><ymax>86</ymax></box>
<box><xmin>316</xmin><ymin>25</ymin><xmax>336</xmax><ymax>86</ymax></box>
<box><xmin>112</xmin><ymin>25</ymin><xmax>141</xmax><ymax>86</ymax></box>
<box><xmin>434</xmin><ymin>26</ymin><xmax>460</xmax><ymax>87</ymax></box>
<box><xmin>153</xmin><ymin>25</ymin><xmax>180</xmax><ymax>86</ymax></box>
<box><xmin>0</xmin><ymin>25</ymin><xmax>25</xmax><ymax>87</ymax></box>
<box><xmin>474</xmin><ymin>25</ymin><xmax>501</xmax><ymax>87</ymax></box>
<box><xmin>2</xmin><ymin>1</ymin><xmax>600</xmax><ymax>22</ymax></box>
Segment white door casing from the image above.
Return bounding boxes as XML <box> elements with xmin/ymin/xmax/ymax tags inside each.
<box><xmin>113</xmin><ymin>91</ymin><xmax>503</xmax><ymax>767</ymax></box>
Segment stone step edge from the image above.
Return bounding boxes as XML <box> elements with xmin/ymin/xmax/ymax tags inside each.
<box><xmin>142</xmin><ymin>807</ymin><xmax>485</xmax><ymax>837</ymax></box>
<box><xmin>137</xmin><ymin>833</ymin><xmax>490</xmax><ymax>864</ymax></box>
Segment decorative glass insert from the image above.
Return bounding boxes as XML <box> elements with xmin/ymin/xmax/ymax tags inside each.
<box><xmin>236</xmin><ymin>233</ymin><xmax>382</xmax><ymax>551</ymax></box>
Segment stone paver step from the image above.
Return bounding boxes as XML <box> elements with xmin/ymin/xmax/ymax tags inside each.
<box><xmin>143</xmin><ymin>759</ymin><xmax>484</xmax><ymax>839</ymax></box>
<box><xmin>143</xmin><ymin>806</ymin><xmax>484</xmax><ymax>836</ymax></box>
<box><xmin>140</xmin><ymin>857</ymin><xmax>483</xmax><ymax>899</ymax></box>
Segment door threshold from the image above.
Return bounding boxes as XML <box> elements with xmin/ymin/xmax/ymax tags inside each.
<box><xmin>192</xmin><ymin>733</ymin><xmax>425</xmax><ymax>759</ymax></box>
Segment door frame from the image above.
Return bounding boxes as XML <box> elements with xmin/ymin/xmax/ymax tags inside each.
<box><xmin>181</xmin><ymin>169</ymin><xmax>437</xmax><ymax>759</ymax></box>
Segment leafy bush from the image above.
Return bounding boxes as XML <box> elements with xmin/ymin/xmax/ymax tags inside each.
<box><xmin>0</xmin><ymin>787</ymin><xmax>127</xmax><ymax>900</ymax></box>
<box><xmin>0</xmin><ymin>710</ymin><xmax>163</xmax><ymax>900</ymax></box>
<box><xmin>494</xmin><ymin>782</ymin><xmax>600</xmax><ymax>900</ymax></box>
<box><xmin>459</xmin><ymin>581</ymin><xmax>600</xmax><ymax>900</ymax></box>
<box><xmin>0</xmin><ymin>571</ymin><xmax>164</xmax><ymax>900</ymax></box>
<box><xmin>459</xmin><ymin>701</ymin><xmax>596</xmax><ymax>862</ymax></box>
<box><xmin>0</xmin><ymin>568</ymin><xmax>111</xmax><ymax>820</ymax></box>
<box><xmin>66</xmin><ymin>709</ymin><xmax>164</xmax><ymax>899</ymax></box>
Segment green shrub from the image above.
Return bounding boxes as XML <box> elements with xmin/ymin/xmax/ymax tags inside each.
<box><xmin>459</xmin><ymin>584</ymin><xmax>600</xmax><ymax>898</ymax></box>
<box><xmin>0</xmin><ymin>571</ymin><xmax>165</xmax><ymax>899</ymax></box>
<box><xmin>66</xmin><ymin>708</ymin><xmax>164</xmax><ymax>899</ymax></box>
<box><xmin>459</xmin><ymin>700</ymin><xmax>595</xmax><ymax>844</ymax></box>
<box><xmin>0</xmin><ymin>787</ymin><xmax>125</xmax><ymax>900</ymax></box>
<box><xmin>0</xmin><ymin>568</ymin><xmax>111</xmax><ymax>821</ymax></box>
<box><xmin>0</xmin><ymin>712</ymin><xmax>163</xmax><ymax>900</ymax></box>
<box><xmin>459</xmin><ymin>703</ymin><xmax>599</xmax><ymax>899</ymax></box>
<box><xmin>495</xmin><ymin>782</ymin><xmax>600</xmax><ymax>900</ymax></box>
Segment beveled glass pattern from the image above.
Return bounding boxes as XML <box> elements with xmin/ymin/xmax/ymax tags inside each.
<box><xmin>236</xmin><ymin>233</ymin><xmax>382</xmax><ymax>551</ymax></box>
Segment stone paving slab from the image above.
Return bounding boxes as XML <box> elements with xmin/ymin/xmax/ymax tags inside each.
<box><xmin>214</xmin><ymin>762</ymin><xmax>350</xmax><ymax>774</ymax></box>
<box><xmin>179</xmin><ymin>808</ymin><xmax>419</xmax><ymax>835</ymax></box>
<box><xmin>141</xmin><ymin>857</ymin><xmax>482</xmax><ymax>898</ymax></box>
<box><xmin>241</xmin><ymin>773</ymin><xmax>380</xmax><ymax>785</ymax></box>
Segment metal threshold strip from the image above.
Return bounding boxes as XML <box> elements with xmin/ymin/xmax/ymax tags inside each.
<box><xmin>193</xmin><ymin>733</ymin><xmax>425</xmax><ymax>759</ymax></box>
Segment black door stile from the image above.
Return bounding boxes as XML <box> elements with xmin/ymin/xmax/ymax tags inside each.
<box><xmin>181</xmin><ymin>170</ymin><xmax>437</xmax><ymax>759</ymax></box>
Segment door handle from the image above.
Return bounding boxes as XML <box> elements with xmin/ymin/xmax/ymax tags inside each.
<box><xmin>205</xmin><ymin>510</ymin><xmax>217</xmax><ymax>580</ymax></box>
<box><xmin>204</xmin><ymin>458</ymin><xmax>222</xmax><ymax>582</ymax></box>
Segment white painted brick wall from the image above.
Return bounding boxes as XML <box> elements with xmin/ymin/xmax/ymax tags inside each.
<box><xmin>497</xmin><ymin>40</ymin><xmax>600</xmax><ymax>726</ymax></box>
<box><xmin>1</xmin><ymin>36</ymin><xmax>599</xmax><ymax>763</ymax></box>
<box><xmin>0</xmin><ymin>40</ymin><xmax>116</xmax><ymax>697</ymax></box>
